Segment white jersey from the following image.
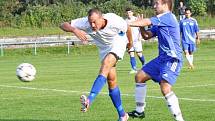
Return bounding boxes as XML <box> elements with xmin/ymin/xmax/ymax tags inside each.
<box><xmin>71</xmin><ymin>13</ymin><xmax>128</xmax><ymax>61</ymax></box>
<box><xmin>125</xmin><ymin>16</ymin><xmax>141</xmax><ymax>43</ymax></box>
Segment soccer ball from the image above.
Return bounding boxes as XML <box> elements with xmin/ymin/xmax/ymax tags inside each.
<box><xmin>16</xmin><ymin>63</ymin><xmax>36</xmax><ymax>82</ymax></box>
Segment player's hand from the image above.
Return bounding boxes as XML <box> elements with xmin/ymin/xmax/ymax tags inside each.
<box><xmin>136</xmin><ymin>14</ymin><xmax>144</xmax><ymax>21</ymax></box>
<box><xmin>73</xmin><ymin>29</ymin><xmax>88</xmax><ymax>43</ymax></box>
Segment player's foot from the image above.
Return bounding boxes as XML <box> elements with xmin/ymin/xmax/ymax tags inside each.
<box><xmin>188</xmin><ymin>64</ymin><xmax>194</xmax><ymax>69</ymax></box>
<box><xmin>118</xmin><ymin>113</ymin><xmax>129</xmax><ymax>121</ymax></box>
<box><xmin>80</xmin><ymin>95</ymin><xmax>89</xmax><ymax>112</ymax></box>
<box><xmin>129</xmin><ymin>69</ymin><xmax>137</xmax><ymax>74</ymax></box>
<box><xmin>128</xmin><ymin>110</ymin><xmax>145</xmax><ymax>119</ymax></box>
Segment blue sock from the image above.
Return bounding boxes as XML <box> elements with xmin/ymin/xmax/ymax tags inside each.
<box><xmin>88</xmin><ymin>75</ymin><xmax>107</xmax><ymax>104</ymax></box>
<box><xmin>109</xmin><ymin>86</ymin><xmax>125</xmax><ymax>118</ymax></box>
<box><xmin>139</xmin><ymin>56</ymin><xmax>145</xmax><ymax>65</ymax></box>
<box><xmin>130</xmin><ymin>57</ymin><xmax>136</xmax><ymax>70</ymax></box>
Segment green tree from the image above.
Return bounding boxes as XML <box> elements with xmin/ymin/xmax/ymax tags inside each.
<box><xmin>188</xmin><ymin>0</ymin><xmax>207</xmax><ymax>16</ymax></box>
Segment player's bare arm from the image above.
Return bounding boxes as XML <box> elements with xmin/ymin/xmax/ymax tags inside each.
<box><xmin>60</xmin><ymin>22</ymin><xmax>88</xmax><ymax>42</ymax></box>
<box><xmin>196</xmin><ymin>32</ymin><xmax>200</xmax><ymax>44</ymax></box>
<box><xmin>139</xmin><ymin>27</ymin><xmax>154</xmax><ymax>40</ymax></box>
<box><xmin>129</xmin><ymin>17</ymin><xmax>152</xmax><ymax>27</ymax></box>
<box><xmin>126</xmin><ymin>25</ymin><xmax>133</xmax><ymax>50</ymax></box>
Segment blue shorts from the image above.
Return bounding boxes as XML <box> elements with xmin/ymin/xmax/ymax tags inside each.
<box><xmin>142</xmin><ymin>57</ymin><xmax>183</xmax><ymax>85</ymax></box>
<box><xmin>182</xmin><ymin>43</ymin><xmax>196</xmax><ymax>53</ymax></box>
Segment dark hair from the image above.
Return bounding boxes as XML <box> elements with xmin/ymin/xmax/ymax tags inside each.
<box><xmin>87</xmin><ymin>8</ymin><xmax>102</xmax><ymax>17</ymax></box>
<box><xmin>125</xmin><ymin>8</ymin><xmax>132</xmax><ymax>12</ymax></box>
<box><xmin>185</xmin><ymin>7</ymin><xmax>192</xmax><ymax>12</ymax></box>
<box><xmin>162</xmin><ymin>0</ymin><xmax>174</xmax><ymax>11</ymax></box>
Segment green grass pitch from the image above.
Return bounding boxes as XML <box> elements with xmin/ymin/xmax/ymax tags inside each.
<box><xmin>0</xmin><ymin>40</ymin><xmax>215</xmax><ymax>121</ymax></box>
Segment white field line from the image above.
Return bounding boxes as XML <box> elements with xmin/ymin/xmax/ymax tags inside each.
<box><xmin>150</xmin><ymin>83</ymin><xmax>215</xmax><ymax>91</ymax></box>
<box><xmin>0</xmin><ymin>84</ymin><xmax>215</xmax><ymax>102</ymax></box>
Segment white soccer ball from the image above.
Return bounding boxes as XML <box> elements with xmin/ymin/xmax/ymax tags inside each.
<box><xmin>16</xmin><ymin>63</ymin><xmax>36</xmax><ymax>82</ymax></box>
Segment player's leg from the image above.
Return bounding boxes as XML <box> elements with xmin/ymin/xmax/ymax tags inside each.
<box><xmin>107</xmin><ymin>67</ymin><xmax>129</xmax><ymax>121</ymax></box>
<box><xmin>183</xmin><ymin>43</ymin><xmax>193</xmax><ymax>68</ymax></box>
<box><xmin>128</xmin><ymin>50</ymin><xmax>137</xmax><ymax>74</ymax></box>
<box><xmin>136</xmin><ymin>52</ymin><xmax>145</xmax><ymax>65</ymax></box>
<box><xmin>160</xmin><ymin>59</ymin><xmax>184</xmax><ymax>121</ymax></box>
<box><xmin>135</xmin><ymin>41</ymin><xmax>145</xmax><ymax>65</ymax></box>
<box><xmin>128</xmin><ymin>70</ymin><xmax>150</xmax><ymax>118</ymax></box>
<box><xmin>160</xmin><ymin>81</ymin><xmax>184</xmax><ymax>121</ymax></box>
<box><xmin>189</xmin><ymin>44</ymin><xmax>196</xmax><ymax>69</ymax></box>
<box><xmin>80</xmin><ymin>53</ymin><xmax>117</xmax><ymax>112</ymax></box>
<box><xmin>128</xmin><ymin>58</ymin><xmax>162</xmax><ymax>118</ymax></box>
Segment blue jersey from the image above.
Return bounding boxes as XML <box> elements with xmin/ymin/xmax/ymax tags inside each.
<box><xmin>150</xmin><ymin>12</ymin><xmax>183</xmax><ymax>61</ymax></box>
<box><xmin>180</xmin><ymin>17</ymin><xmax>199</xmax><ymax>44</ymax></box>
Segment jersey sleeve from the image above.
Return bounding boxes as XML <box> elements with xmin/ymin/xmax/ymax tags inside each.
<box><xmin>70</xmin><ymin>17</ymin><xmax>90</xmax><ymax>31</ymax></box>
<box><xmin>149</xmin><ymin>25</ymin><xmax>157</xmax><ymax>37</ymax></box>
<box><xmin>150</xmin><ymin>16</ymin><xmax>160</xmax><ymax>26</ymax></box>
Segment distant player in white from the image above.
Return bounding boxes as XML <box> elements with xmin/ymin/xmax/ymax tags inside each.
<box><xmin>125</xmin><ymin>8</ymin><xmax>145</xmax><ymax>74</ymax></box>
<box><xmin>180</xmin><ymin>8</ymin><xmax>200</xmax><ymax>69</ymax></box>
<box><xmin>60</xmin><ymin>8</ymin><xmax>132</xmax><ymax>121</ymax></box>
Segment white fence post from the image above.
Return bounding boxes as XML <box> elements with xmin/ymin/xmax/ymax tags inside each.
<box><xmin>67</xmin><ymin>41</ymin><xmax>70</xmax><ymax>55</ymax></box>
<box><xmin>0</xmin><ymin>43</ymin><xmax>3</xmax><ymax>56</ymax></box>
<box><xmin>34</xmin><ymin>42</ymin><xmax>37</xmax><ymax>55</ymax></box>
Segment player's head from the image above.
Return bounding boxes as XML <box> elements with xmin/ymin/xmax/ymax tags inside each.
<box><xmin>185</xmin><ymin>8</ymin><xmax>192</xmax><ymax>18</ymax></box>
<box><xmin>179</xmin><ymin>1</ymin><xmax>184</xmax><ymax>7</ymax></box>
<box><xmin>87</xmin><ymin>8</ymin><xmax>105</xmax><ymax>31</ymax></box>
<box><xmin>125</xmin><ymin>8</ymin><xmax>134</xmax><ymax>19</ymax></box>
<box><xmin>153</xmin><ymin>0</ymin><xmax>174</xmax><ymax>15</ymax></box>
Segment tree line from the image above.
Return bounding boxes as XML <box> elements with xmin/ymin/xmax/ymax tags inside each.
<box><xmin>0</xmin><ymin>0</ymin><xmax>214</xmax><ymax>28</ymax></box>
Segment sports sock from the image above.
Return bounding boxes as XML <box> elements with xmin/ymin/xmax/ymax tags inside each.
<box><xmin>190</xmin><ymin>55</ymin><xmax>193</xmax><ymax>65</ymax></box>
<box><xmin>135</xmin><ymin>83</ymin><xmax>147</xmax><ymax>113</ymax></box>
<box><xmin>138</xmin><ymin>56</ymin><xmax>145</xmax><ymax>65</ymax></box>
<box><xmin>165</xmin><ymin>91</ymin><xmax>184</xmax><ymax>121</ymax></box>
<box><xmin>109</xmin><ymin>86</ymin><xmax>125</xmax><ymax>117</ymax></box>
<box><xmin>130</xmin><ymin>57</ymin><xmax>137</xmax><ymax>70</ymax></box>
<box><xmin>88</xmin><ymin>75</ymin><xmax>107</xmax><ymax>104</ymax></box>
<box><xmin>185</xmin><ymin>54</ymin><xmax>192</xmax><ymax>66</ymax></box>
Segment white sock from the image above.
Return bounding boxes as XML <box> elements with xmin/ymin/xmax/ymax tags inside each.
<box><xmin>135</xmin><ymin>83</ymin><xmax>147</xmax><ymax>113</ymax></box>
<box><xmin>185</xmin><ymin>54</ymin><xmax>192</xmax><ymax>66</ymax></box>
<box><xmin>190</xmin><ymin>55</ymin><xmax>193</xmax><ymax>65</ymax></box>
<box><xmin>165</xmin><ymin>91</ymin><xmax>184</xmax><ymax>121</ymax></box>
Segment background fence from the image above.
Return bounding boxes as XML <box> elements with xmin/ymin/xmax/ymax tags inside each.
<box><xmin>0</xmin><ymin>29</ymin><xmax>214</xmax><ymax>56</ymax></box>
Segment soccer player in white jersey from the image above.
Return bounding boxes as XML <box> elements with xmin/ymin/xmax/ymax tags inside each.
<box><xmin>125</xmin><ymin>8</ymin><xmax>145</xmax><ymax>74</ymax></box>
<box><xmin>180</xmin><ymin>8</ymin><xmax>200</xmax><ymax>69</ymax></box>
<box><xmin>127</xmin><ymin>0</ymin><xmax>185</xmax><ymax>121</ymax></box>
<box><xmin>60</xmin><ymin>8</ymin><xmax>132</xmax><ymax>121</ymax></box>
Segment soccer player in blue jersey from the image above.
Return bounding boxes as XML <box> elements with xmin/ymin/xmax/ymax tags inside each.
<box><xmin>60</xmin><ymin>8</ymin><xmax>132</xmax><ymax>121</ymax></box>
<box><xmin>180</xmin><ymin>8</ymin><xmax>200</xmax><ymax>69</ymax></box>
<box><xmin>127</xmin><ymin>0</ymin><xmax>185</xmax><ymax>121</ymax></box>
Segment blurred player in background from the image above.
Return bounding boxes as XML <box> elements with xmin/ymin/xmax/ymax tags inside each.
<box><xmin>127</xmin><ymin>0</ymin><xmax>185</xmax><ymax>121</ymax></box>
<box><xmin>180</xmin><ymin>8</ymin><xmax>200</xmax><ymax>69</ymax></box>
<box><xmin>60</xmin><ymin>8</ymin><xmax>132</xmax><ymax>121</ymax></box>
<box><xmin>178</xmin><ymin>1</ymin><xmax>186</xmax><ymax>20</ymax></box>
<box><xmin>125</xmin><ymin>8</ymin><xmax>145</xmax><ymax>74</ymax></box>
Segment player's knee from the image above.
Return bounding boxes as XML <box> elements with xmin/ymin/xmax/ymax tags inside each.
<box><xmin>107</xmin><ymin>79</ymin><xmax>117</xmax><ymax>88</ymax></box>
<box><xmin>160</xmin><ymin>81</ymin><xmax>172</xmax><ymax>95</ymax></box>
<box><xmin>135</xmin><ymin>70</ymin><xmax>147</xmax><ymax>83</ymax></box>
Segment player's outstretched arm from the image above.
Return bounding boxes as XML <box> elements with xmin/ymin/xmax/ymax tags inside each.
<box><xmin>60</xmin><ymin>22</ymin><xmax>88</xmax><ymax>42</ymax></box>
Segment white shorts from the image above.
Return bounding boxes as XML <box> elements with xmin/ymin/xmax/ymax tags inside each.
<box><xmin>95</xmin><ymin>35</ymin><xmax>128</xmax><ymax>62</ymax></box>
<box><xmin>129</xmin><ymin>40</ymin><xmax>143</xmax><ymax>52</ymax></box>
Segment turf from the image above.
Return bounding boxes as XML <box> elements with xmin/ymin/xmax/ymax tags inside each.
<box><xmin>0</xmin><ymin>40</ymin><xmax>215</xmax><ymax>121</ymax></box>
